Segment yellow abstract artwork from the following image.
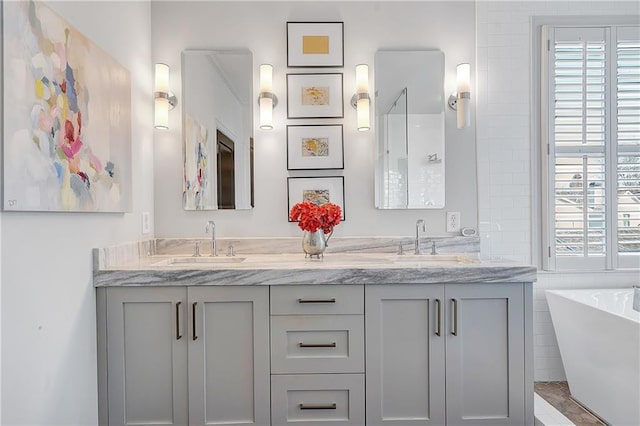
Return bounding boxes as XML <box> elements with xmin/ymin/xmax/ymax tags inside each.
<box><xmin>302</xmin><ymin>36</ymin><xmax>330</xmax><ymax>54</ymax></box>
<box><xmin>302</xmin><ymin>86</ymin><xmax>330</xmax><ymax>106</ymax></box>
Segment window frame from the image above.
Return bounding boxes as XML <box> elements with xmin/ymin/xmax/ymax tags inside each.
<box><xmin>535</xmin><ymin>17</ymin><xmax>640</xmax><ymax>272</ymax></box>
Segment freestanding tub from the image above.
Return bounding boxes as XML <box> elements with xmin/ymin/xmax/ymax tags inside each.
<box><xmin>546</xmin><ymin>288</ymin><xmax>640</xmax><ymax>426</ymax></box>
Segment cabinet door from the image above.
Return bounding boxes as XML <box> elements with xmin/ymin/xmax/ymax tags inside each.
<box><xmin>445</xmin><ymin>283</ymin><xmax>525</xmax><ymax>426</ymax></box>
<box><xmin>365</xmin><ymin>285</ymin><xmax>446</xmax><ymax>425</ymax></box>
<box><xmin>106</xmin><ymin>287</ymin><xmax>188</xmax><ymax>426</ymax></box>
<box><xmin>188</xmin><ymin>286</ymin><xmax>270</xmax><ymax>426</ymax></box>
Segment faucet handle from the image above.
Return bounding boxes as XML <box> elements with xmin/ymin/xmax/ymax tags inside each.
<box><xmin>193</xmin><ymin>241</ymin><xmax>201</xmax><ymax>257</ymax></box>
<box><xmin>226</xmin><ymin>242</ymin><xmax>235</xmax><ymax>257</ymax></box>
<box><xmin>397</xmin><ymin>242</ymin><xmax>405</xmax><ymax>255</ymax></box>
<box><xmin>430</xmin><ymin>240</ymin><xmax>437</xmax><ymax>255</ymax></box>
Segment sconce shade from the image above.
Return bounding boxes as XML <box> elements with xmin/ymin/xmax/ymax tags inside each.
<box><xmin>260</xmin><ymin>64</ymin><xmax>273</xmax><ymax>92</ymax></box>
<box><xmin>155</xmin><ymin>63</ymin><xmax>170</xmax><ymax>93</ymax></box>
<box><xmin>354</xmin><ymin>64</ymin><xmax>370</xmax><ymax>131</ymax></box>
<box><xmin>154</xmin><ymin>63</ymin><xmax>170</xmax><ymax>129</ymax></box>
<box><xmin>356</xmin><ymin>64</ymin><xmax>369</xmax><ymax>93</ymax></box>
<box><xmin>456</xmin><ymin>63</ymin><xmax>471</xmax><ymax>129</ymax></box>
<box><xmin>154</xmin><ymin>97</ymin><xmax>169</xmax><ymax>130</ymax></box>
<box><xmin>259</xmin><ymin>64</ymin><xmax>276</xmax><ymax>130</ymax></box>
<box><xmin>357</xmin><ymin>97</ymin><xmax>370</xmax><ymax>132</ymax></box>
<box><xmin>259</xmin><ymin>96</ymin><xmax>273</xmax><ymax>130</ymax></box>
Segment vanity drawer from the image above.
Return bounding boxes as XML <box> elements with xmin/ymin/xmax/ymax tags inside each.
<box><xmin>270</xmin><ymin>285</ymin><xmax>363</xmax><ymax>315</ymax></box>
<box><xmin>271</xmin><ymin>374</ymin><xmax>365</xmax><ymax>426</ymax></box>
<box><xmin>271</xmin><ymin>315</ymin><xmax>364</xmax><ymax>374</ymax></box>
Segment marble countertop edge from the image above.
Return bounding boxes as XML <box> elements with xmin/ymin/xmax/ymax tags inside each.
<box><xmin>93</xmin><ymin>265</ymin><xmax>538</xmax><ymax>287</ymax></box>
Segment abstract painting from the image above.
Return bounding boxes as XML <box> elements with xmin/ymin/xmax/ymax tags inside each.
<box><xmin>302</xmin><ymin>138</ymin><xmax>329</xmax><ymax>157</ymax></box>
<box><xmin>287</xmin><ymin>22</ymin><xmax>344</xmax><ymax>67</ymax></box>
<box><xmin>287</xmin><ymin>176</ymin><xmax>345</xmax><ymax>221</ymax></box>
<box><xmin>183</xmin><ymin>115</ymin><xmax>212</xmax><ymax>210</ymax></box>
<box><xmin>302</xmin><ymin>86</ymin><xmax>329</xmax><ymax>106</ymax></box>
<box><xmin>303</xmin><ymin>189</ymin><xmax>330</xmax><ymax>205</ymax></box>
<box><xmin>287</xmin><ymin>125</ymin><xmax>343</xmax><ymax>170</ymax></box>
<box><xmin>2</xmin><ymin>0</ymin><xmax>132</xmax><ymax>212</ymax></box>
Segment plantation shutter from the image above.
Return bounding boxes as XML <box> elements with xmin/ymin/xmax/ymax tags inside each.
<box><xmin>545</xmin><ymin>25</ymin><xmax>640</xmax><ymax>270</ymax></box>
<box><xmin>616</xmin><ymin>26</ymin><xmax>640</xmax><ymax>268</ymax></box>
<box><xmin>549</xmin><ymin>27</ymin><xmax>609</xmax><ymax>270</ymax></box>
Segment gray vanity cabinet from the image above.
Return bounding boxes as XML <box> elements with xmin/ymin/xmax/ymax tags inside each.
<box><xmin>188</xmin><ymin>286</ymin><xmax>270</xmax><ymax>426</ymax></box>
<box><xmin>445</xmin><ymin>283</ymin><xmax>525</xmax><ymax>425</ymax></box>
<box><xmin>98</xmin><ymin>286</ymin><xmax>270</xmax><ymax>426</ymax></box>
<box><xmin>366</xmin><ymin>283</ymin><xmax>529</xmax><ymax>426</ymax></box>
<box><xmin>103</xmin><ymin>287</ymin><xmax>188</xmax><ymax>426</ymax></box>
<box><xmin>365</xmin><ymin>285</ymin><xmax>446</xmax><ymax>425</ymax></box>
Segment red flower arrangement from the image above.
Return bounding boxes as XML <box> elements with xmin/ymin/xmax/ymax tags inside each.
<box><xmin>289</xmin><ymin>202</ymin><xmax>342</xmax><ymax>234</ymax></box>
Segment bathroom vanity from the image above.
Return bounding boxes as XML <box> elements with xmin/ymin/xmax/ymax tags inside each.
<box><xmin>94</xmin><ymin>239</ymin><xmax>536</xmax><ymax>426</ymax></box>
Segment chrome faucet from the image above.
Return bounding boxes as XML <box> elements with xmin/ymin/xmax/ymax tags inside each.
<box><xmin>205</xmin><ymin>220</ymin><xmax>217</xmax><ymax>256</ymax></box>
<box><xmin>415</xmin><ymin>219</ymin><xmax>426</xmax><ymax>254</ymax></box>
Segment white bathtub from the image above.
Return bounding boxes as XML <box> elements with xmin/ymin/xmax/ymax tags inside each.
<box><xmin>546</xmin><ymin>288</ymin><xmax>640</xmax><ymax>426</ymax></box>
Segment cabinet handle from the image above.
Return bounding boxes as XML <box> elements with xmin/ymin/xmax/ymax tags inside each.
<box><xmin>176</xmin><ymin>301</ymin><xmax>182</xmax><ymax>340</ymax></box>
<box><xmin>299</xmin><ymin>403</ymin><xmax>337</xmax><ymax>410</ymax></box>
<box><xmin>192</xmin><ymin>302</ymin><xmax>198</xmax><ymax>341</ymax></box>
<box><xmin>297</xmin><ymin>298</ymin><xmax>336</xmax><ymax>304</ymax></box>
<box><xmin>451</xmin><ymin>299</ymin><xmax>458</xmax><ymax>336</ymax></box>
<box><xmin>298</xmin><ymin>342</ymin><xmax>337</xmax><ymax>348</ymax></box>
<box><xmin>435</xmin><ymin>299</ymin><xmax>442</xmax><ymax>337</ymax></box>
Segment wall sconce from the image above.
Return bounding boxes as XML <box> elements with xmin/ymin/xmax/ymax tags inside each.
<box><xmin>447</xmin><ymin>63</ymin><xmax>471</xmax><ymax>129</ymax></box>
<box><xmin>351</xmin><ymin>64</ymin><xmax>371</xmax><ymax>132</ymax></box>
<box><xmin>258</xmin><ymin>64</ymin><xmax>278</xmax><ymax>130</ymax></box>
<box><xmin>154</xmin><ymin>63</ymin><xmax>177</xmax><ymax>130</ymax></box>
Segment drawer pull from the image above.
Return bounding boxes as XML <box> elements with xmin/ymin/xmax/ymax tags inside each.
<box><xmin>298</xmin><ymin>342</ymin><xmax>337</xmax><ymax>348</ymax></box>
<box><xmin>297</xmin><ymin>298</ymin><xmax>336</xmax><ymax>304</ymax></box>
<box><xmin>299</xmin><ymin>403</ymin><xmax>337</xmax><ymax>410</ymax></box>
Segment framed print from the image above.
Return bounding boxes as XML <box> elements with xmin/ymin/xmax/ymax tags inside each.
<box><xmin>287</xmin><ymin>125</ymin><xmax>344</xmax><ymax>170</ymax></box>
<box><xmin>287</xmin><ymin>73</ymin><xmax>344</xmax><ymax>119</ymax></box>
<box><xmin>2</xmin><ymin>0</ymin><xmax>132</xmax><ymax>212</ymax></box>
<box><xmin>287</xmin><ymin>22</ymin><xmax>344</xmax><ymax>68</ymax></box>
<box><xmin>287</xmin><ymin>177</ymin><xmax>345</xmax><ymax>221</ymax></box>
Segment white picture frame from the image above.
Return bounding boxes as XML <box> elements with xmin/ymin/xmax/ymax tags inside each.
<box><xmin>287</xmin><ymin>125</ymin><xmax>344</xmax><ymax>170</ymax></box>
<box><xmin>287</xmin><ymin>73</ymin><xmax>344</xmax><ymax>119</ymax></box>
<box><xmin>287</xmin><ymin>176</ymin><xmax>345</xmax><ymax>221</ymax></box>
<box><xmin>287</xmin><ymin>22</ymin><xmax>344</xmax><ymax>68</ymax></box>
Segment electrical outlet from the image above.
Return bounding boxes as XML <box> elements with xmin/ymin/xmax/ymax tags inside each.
<box><xmin>141</xmin><ymin>212</ymin><xmax>151</xmax><ymax>234</ymax></box>
<box><xmin>446</xmin><ymin>212</ymin><xmax>461</xmax><ymax>233</ymax></box>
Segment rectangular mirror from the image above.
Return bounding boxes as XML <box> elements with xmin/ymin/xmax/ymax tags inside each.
<box><xmin>375</xmin><ymin>50</ymin><xmax>445</xmax><ymax>209</ymax></box>
<box><xmin>182</xmin><ymin>49</ymin><xmax>254</xmax><ymax>210</ymax></box>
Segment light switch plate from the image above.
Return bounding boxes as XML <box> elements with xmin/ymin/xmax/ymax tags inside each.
<box><xmin>446</xmin><ymin>212</ymin><xmax>460</xmax><ymax>233</ymax></box>
<box><xmin>141</xmin><ymin>212</ymin><xmax>151</xmax><ymax>234</ymax></box>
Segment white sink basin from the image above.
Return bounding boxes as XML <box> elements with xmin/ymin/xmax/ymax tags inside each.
<box><xmin>391</xmin><ymin>254</ymin><xmax>479</xmax><ymax>264</ymax></box>
<box><xmin>152</xmin><ymin>257</ymin><xmax>247</xmax><ymax>266</ymax></box>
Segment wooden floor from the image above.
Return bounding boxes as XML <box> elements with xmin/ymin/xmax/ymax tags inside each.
<box><xmin>535</xmin><ymin>382</ymin><xmax>606</xmax><ymax>426</ymax></box>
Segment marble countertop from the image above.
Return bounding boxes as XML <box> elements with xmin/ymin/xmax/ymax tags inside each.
<box><xmin>93</xmin><ymin>251</ymin><xmax>537</xmax><ymax>287</ymax></box>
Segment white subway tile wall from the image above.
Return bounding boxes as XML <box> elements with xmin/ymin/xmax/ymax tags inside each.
<box><xmin>476</xmin><ymin>1</ymin><xmax>640</xmax><ymax>381</ymax></box>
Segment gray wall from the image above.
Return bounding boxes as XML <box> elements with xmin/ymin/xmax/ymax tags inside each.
<box><xmin>152</xmin><ymin>1</ymin><xmax>478</xmax><ymax>238</ymax></box>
